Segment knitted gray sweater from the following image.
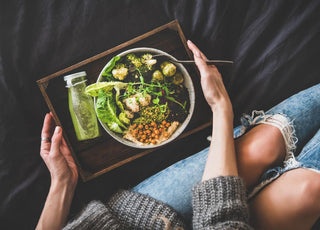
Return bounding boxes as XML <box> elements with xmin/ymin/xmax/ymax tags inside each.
<box><xmin>64</xmin><ymin>176</ymin><xmax>252</xmax><ymax>230</ymax></box>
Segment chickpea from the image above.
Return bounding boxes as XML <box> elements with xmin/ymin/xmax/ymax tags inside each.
<box><xmin>166</xmin><ymin>122</ymin><xmax>170</xmax><ymax>127</ymax></box>
<box><xmin>155</xmin><ymin>130</ymin><xmax>160</xmax><ymax>135</ymax></box>
<box><xmin>145</xmin><ymin>125</ymin><xmax>149</xmax><ymax>129</ymax></box>
<box><xmin>138</xmin><ymin>124</ymin><xmax>143</xmax><ymax>129</ymax></box>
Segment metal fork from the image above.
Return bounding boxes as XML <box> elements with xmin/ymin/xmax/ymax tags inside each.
<box><xmin>152</xmin><ymin>54</ymin><xmax>234</xmax><ymax>66</ymax></box>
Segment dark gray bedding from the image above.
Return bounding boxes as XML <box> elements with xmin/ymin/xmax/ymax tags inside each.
<box><xmin>1</xmin><ymin>0</ymin><xmax>319</xmax><ymax>229</ymax></box>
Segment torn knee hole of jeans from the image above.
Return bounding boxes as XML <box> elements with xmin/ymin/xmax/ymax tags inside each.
<box><xmin>240</xmin><ymin>110</ymin><xmax>299</xmax><ymax>167</ymax></box>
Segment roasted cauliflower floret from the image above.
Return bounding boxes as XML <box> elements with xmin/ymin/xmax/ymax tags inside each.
<box><xmin>123</xmin><ymin>96</ymin><xmax>140</xmax><ymax>113</ymax></box>
<box><xmin>112</xmin><ymin>63</ymin><xmax>128</xmax><ymax>80</ymax></box>
<box><xmin>137</xmin><ymin>93</ymin><xmax>151</xmax><ymax>106</ymax></box>
<box><xmin>123</xmin><ymin>93</ymin><xmax>151</xmax><ymax>113</ymax></box>
<box><xmin>141</xmin><ymin>53</ymin><xmax>157</xmax><ymax>70</ymax></box>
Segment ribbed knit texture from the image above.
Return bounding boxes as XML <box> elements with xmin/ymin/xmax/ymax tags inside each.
<box><xmin>192</xmin><ymin>176</ymin><xmax>252</xmax><ymax>230</ymax></box>
<box><xmin>63</xmin><ymin>176</ymin><xmax>252</xmax><ymax>229</ymax></box>
<box><xmin>63</xmin><ymin>201</ymin><xmax>121</xmax><ymax>230</ymax></box>
<box><xmin>63</xmin><ymin>190</ymin><xmax>185</xmax><ymax>230</ymax></box>
<box><xmin>107</xmin><ymin>190</ymin><xmax>185</xmax><ymax>229</ymax></box>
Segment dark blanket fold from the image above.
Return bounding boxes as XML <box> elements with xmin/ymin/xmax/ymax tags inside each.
<box><xmin>1</xmin><ymin>0</ymin><xmax>319</xmax><ymax>229</ymax></box>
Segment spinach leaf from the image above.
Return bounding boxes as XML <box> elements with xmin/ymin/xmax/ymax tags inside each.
<box><xmin>96</xmin><ymin>89</ymin><xmax>126</xmax><ymax>133</ymax></box>
<box><xmin>102</xmin><ymin>56</ymin><xmax>121</xmax><ymax>80</ymax></box>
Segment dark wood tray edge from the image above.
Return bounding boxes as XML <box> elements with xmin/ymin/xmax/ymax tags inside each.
<box><xmin>36</xmin><ymin>19</ymin><xmax>210</xmax><ymax>182</ymax></box>
<box><xmin>83</xmin><ymin>121</ymin><xmax>212</xmax><ymax>182</ymax></box>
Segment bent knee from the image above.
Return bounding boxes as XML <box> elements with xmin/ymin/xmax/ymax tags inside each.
<box><xmin>237</xmin><ymin>137</ymin><xmax>281</xmax><ymax>169</ymax></box>
<box><xmin>236</xmin><ymin>124</ymin><xmax>286</xmax><ymax>168</ymax></box>
<box><xmin>297</xmin><ymin>172</ymin><xmax>320</xmax><ymax>212</ymax></box>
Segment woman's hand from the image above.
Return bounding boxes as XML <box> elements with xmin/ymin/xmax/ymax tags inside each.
<box><xmin>187</xmin><ymin>40</ymin><xmax>232</xmax><ymax>114</ymax></box>
<box><xmin>37</xmin><ymin>113</ymin><xmax>78</xmax><ymax>230</ymax></box>
<box><xmin>40</xmin><ymin>113</ymin><xmax>78</xmax><ymax>187</ymax></box>
<box><xmin>188</xmin><ymin>40</ymin><xmax>237</xmax><ymax>180</ymax></box>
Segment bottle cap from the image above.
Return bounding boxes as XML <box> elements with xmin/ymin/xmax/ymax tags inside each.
<box><xmin>64</xmin><ymin>71</ymin><xmax>87</xmax><ymax>88</ymax></box>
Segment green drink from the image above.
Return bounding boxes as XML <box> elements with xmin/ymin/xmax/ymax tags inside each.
<box><xmin>64</xmin><ymin>72</ymin><xmax>100</xmax><ymax>141</ymax></box>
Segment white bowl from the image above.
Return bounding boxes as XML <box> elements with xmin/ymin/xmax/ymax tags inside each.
<box><xmin>95</xmin><ymin>47</ymin><xmax>195</xmax><ymax>149</ymax></box>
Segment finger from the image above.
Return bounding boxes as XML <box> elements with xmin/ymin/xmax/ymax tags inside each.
<box><xmin>187</xmin><ymin>40</ymin><xmax>208</xmax><ymax>60</ymax></box>
<box><xmin>187</xmin><ymin>40</ymin><xmax>211</xmax><ymax>76</ymax></box>
<box><xmin>51</xmin><ymin>126</ymin><xmax>62</xmax><ymax>154</ymax></box>
<box><xmin>41</xmin><ymin>113</ymin><xmax>55</xmax><ymax>139</ymax></box>
<box><xmin>40</xmin><ymin>113</ymin><xmax>54</xmax><ymax>156</ymax></box>
<box><xmin>60</xmin><ymin>136</ymin><xmax>72</xmax><ymax>158</ymax></box>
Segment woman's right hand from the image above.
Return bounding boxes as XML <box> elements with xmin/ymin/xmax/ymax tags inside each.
<box><xmin>187</xmin><ymin>40</ymin><xmax>232</xmax><ymax>114</ymax></box>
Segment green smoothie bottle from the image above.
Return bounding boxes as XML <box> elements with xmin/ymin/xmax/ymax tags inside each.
<box><xmin>64</xmin><ymin>71</ymin><xmax>100</xmax><ymax>141</ymax></box>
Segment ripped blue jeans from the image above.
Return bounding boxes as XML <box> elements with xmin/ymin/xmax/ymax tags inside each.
<box><xmin>132</xmin><ymin>83</ymin><xmax>320</xmax><ymax>223</ymax></box>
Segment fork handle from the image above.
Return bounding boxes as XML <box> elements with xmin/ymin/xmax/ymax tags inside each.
<box><xmin>172</xmin><ymin>60</ymin><xmax>234</xmax><ymax>65</ymax></box>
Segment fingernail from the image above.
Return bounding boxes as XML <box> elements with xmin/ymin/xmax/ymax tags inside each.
<box><xmin>55</xmin><ymin>126</ymin><xmax>61</xmax><ymax>133</ymax></box>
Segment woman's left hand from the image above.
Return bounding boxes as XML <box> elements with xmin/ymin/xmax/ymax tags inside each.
<box><xmin>40</xmin><ymin>113</ymin><xmax>78</xmax><ymax>187</ymax></box>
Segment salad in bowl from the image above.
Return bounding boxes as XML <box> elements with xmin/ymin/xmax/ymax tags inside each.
<box><xmin>85</xmin><ymin>47</ymin><xmax>195</xmax><ymax>148</ymax></box>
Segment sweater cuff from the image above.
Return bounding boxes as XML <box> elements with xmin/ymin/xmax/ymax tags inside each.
<box><xmin>108</xmin><ymin>190</ymin><xmax>185</xmax><ymax>229</ymax></box>
<box><xmin>192</xmin><ymin>176</ymin><xmax>249</xmax><ymax>228</ymax></box>
<box><xmin>63</xmin><ymin>201</ymin><xmax>121</xmax><ymax>230</ymax></box>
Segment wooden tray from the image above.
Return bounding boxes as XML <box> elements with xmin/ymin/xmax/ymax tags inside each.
<box><xmin>37</xmin><ymin>20</ymin><xmax>212</xmax><ymax>182</ymax></box>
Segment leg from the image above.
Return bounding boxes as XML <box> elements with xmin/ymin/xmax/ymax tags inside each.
<box><xmin>132</xmin><ymin>147</ymin><xmax>208</xmax><ymax>222</ymax></box>
<box><xmin>249</xmin><ymin>168</ymin><xmax>320</xmax><ymax>230</ymax></box>
<box><xmin>249</xmin><ymin>128</ymin><xmax>320</xmax><ymax>229</ymax></box>
<box><xmin>133</xmin><ymin>83</ymin><xmax>320</xmax><ymax>221</ymax></box>
<box><xmin>235</xmin><ymin>124</ymin><xmax>286</xmax><ymax>190</ymax></box>
<box><xmin>265</xmin><ymin>83</ymin><xmax>320</xmax><ymax>152</ymax></box>
<box><xmin>236</xmin><ymin>83</ymin><xmax>320</xmax><ymax>189</ymax></box>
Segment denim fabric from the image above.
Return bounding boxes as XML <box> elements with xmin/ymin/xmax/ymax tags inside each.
<box><xmin>133</xmin><ymin>83</ymin><xmax>320</xmax><ymax>221</ymax></box>
<box><xmin>250</xmin><ymin>83</ymin><xmax>320</xmax><ymax>198</ymax></box>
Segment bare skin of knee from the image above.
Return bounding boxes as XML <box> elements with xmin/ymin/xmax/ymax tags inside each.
<box><xmin>235</xmin><ymin>124</ymin><xmax>286</xmax><ymax>189</ymax></box>
<box><xmin>249</xmin><ymin>168</ymin><xmax>320</xmax><ymax>230</ymax></box>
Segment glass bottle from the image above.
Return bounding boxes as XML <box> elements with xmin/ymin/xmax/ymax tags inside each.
<box><xmin>64</xmin><ymin>71</ymin><xmax>100</xmax><ymax>141</ymax></box>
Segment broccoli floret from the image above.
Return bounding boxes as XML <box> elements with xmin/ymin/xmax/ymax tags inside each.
<box><xmin>126</xmin><ymin>54</ymin><xmax>142</xmax><ymax>68</ymax></box>
<box><xmin>112</xmin><ymin>63</ymin><xmax>128</xmax><ymax>81</ymax></box>
<box><xmin>141</xmin><ymin>53</ymin><xmax>157</xmax><ymax>70</ymax></box>
<box><xmin>172</xmin><ymin>72</ymin><xmax>184</xmax><ymax>85</ymax></box>
<box><xmin>152</xmin><ymin>70</ymin><xmax>164</xmax><ymax>82</ymax></box>
<box><xmin>161</xmin><ymin>61</ymin><xmax>176</xmax><ymax>77</ymax></box>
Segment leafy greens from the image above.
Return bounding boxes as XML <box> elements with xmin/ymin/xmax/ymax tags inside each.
<box><xmin>102</xmin><ymin>56</ymin><xmax>121</xmax><ymax>81</ymax></box>
<box><xmin>96</xmin><ymin>89</ymin><xmax>127</xmax><ymax>133</ymax></box>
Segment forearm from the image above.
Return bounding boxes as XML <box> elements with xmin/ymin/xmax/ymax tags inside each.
<box><xmin>36</xmin><ymin>181</ymin><xmax>75</xmax><ymax>230</ymax></box>
<box><xmin>202</xmin><ymin>104</ymin><xmax>237</xmax><ymax>181</ymax></box>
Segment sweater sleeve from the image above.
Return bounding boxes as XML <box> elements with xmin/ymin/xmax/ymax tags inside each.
<box><xmin>63</xmin><ymin>201</ymin><xmax>121</xmax><ymax>230</ymax></box>
<box><xmin>63</xmin><ymin>190</ymin><xmax>185</xmax><ymax>230</ymax></box>
<box><xmin>192</xmin><ymin>176</ymin><xmax>253</xmax><ymax>230</ymax></box>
